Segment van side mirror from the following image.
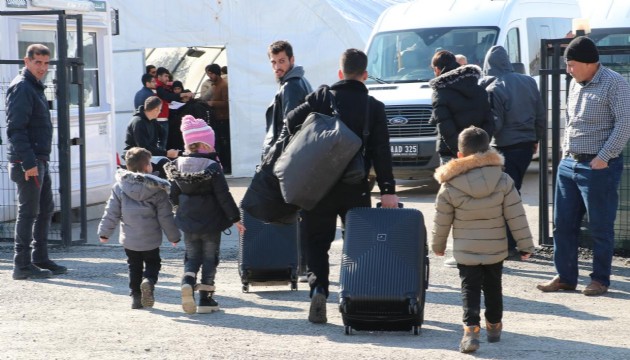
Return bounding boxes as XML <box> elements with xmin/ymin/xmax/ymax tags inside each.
<box><xmin>511</xmin><ymin>62</ymin><xmax>526</xmax><ymax>74</ymax></box>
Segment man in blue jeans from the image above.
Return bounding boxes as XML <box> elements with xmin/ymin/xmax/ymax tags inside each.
<box><xmin>537</xmin><ymin>36</ymin><xmax>630</xmax><ymax>296</ymax></box>
<box><xmin>7</xmin><ymin>44</ymin><xmax>67</xmax><ymax>280</ymax></box>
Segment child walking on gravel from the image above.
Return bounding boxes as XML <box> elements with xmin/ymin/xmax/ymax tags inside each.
<box><xmin>98</xmin><ymin>147</ymin><xmax>181</xmax><ymax>309</ymax></box>
<box><xmin>431</xmin><ymin>126</ymin><xmax>534</xmax><ymax>353</ymax></box>
<box><xmin>164</xmin><ymin>115</ymin><xmax>244</xmax><ymax>314</ymax></box>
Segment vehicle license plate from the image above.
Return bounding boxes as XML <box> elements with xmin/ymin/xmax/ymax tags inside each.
<box><xmin>390</xmin><ymin>144</ymin><xmax>418</xmax><ymax>157</ymax></box>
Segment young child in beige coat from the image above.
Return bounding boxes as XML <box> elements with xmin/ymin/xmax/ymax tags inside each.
<box><xmin>431</xmin><ymin>126</ymin><xmax>535</xmax><ymax>353</ymax></box>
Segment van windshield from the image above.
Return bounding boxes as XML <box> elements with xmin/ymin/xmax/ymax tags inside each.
<box><xmin>366</xmin><ymin>27</ymin><xmax>499</xmax><ymax>84</ymax></box>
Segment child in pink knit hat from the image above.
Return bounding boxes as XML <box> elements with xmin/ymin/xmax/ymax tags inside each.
<box><xmin>164</xmin><ymin>115</ymin><xmax>245</xmax><ymax>314</ymax></box>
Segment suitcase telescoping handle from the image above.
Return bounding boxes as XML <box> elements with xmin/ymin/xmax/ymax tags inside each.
<box><xmin>376</xmin><ymin>202</ymin><xmax>404</xmax><ymax>208</ymax></box>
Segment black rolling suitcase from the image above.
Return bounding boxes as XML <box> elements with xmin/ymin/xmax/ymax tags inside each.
<box><xmin>338</xmin><ymin>206</ymin><xmax>429</xmax><ymax>335</ymax></box>
<box><xmin>238</xmin><ymin>209</ymin><xmax>299</xmax><ymax>292</ymax></box>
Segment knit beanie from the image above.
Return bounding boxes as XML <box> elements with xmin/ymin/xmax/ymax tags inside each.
<box><xmin>180</xmin><ymin>115</ymin><xmax>215</xmax><ymax>148</ymax></box>
<box><xmin>564</xmin><ymin>36</ymin><xmax>599</xmax><ymax>63</ymax></box>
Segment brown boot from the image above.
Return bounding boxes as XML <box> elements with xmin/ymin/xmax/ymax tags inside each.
<box><xmin>486</xmin><ymin>321</ymin><xmax>502</xmax><ymax>343</ymax></box>
<box><xmin>536</xmin><ymin>275</ymin><xmax>576</xmax><ymax>292</ymax></box>
<box><xmin>459</xmin><ymin>325</ymin><xmax>480</xmax><ymax>353</ymax></box>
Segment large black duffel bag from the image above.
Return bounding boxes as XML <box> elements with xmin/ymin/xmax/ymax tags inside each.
<box><xmin>240</xmin><ymin>126</ymin><xmax>299</xmax><ymax>224</ymax></box>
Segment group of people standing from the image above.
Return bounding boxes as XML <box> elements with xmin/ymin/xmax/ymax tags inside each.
<box><xmin>5</xmin><ymin>34</ymin><xmax>630</xmax><ymax>353</ymax></box>
<box><xmin>129</xmin><ymin>62</ymin><xmax>232</xmax><ymax>174</ymax></box>
<box><xmin>429</xmin><ymin>36</ymin><xmax>630</xmax><ymax>352</ymax></box>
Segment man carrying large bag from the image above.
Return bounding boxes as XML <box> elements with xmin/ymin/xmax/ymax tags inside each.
<box><xmin>282</xmin><ymin>48</ymin><xmax>399</xmax><ymax>324</ymax></box>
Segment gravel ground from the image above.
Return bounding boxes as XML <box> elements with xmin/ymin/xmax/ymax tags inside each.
<box><xmin>1</xmin><ymin>237</ymin><xmax>629</xmax><ymax>360</ymax></box>
<box><xmin>1</xmin><ymin>174</ymin><xmax>630</xmax><ymax>359</ymax></box>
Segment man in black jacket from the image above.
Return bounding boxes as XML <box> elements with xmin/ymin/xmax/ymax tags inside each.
<box><xmin>125</xmin><ymin>96</ymin><xmax>180</xmax><ymax>177</ymax></box>
<box><xmin>263</xmin><ymin>40</ymin><xmax>313</xmax><ymax>155</ymax></box>
<box><xmin>7</xmin><ymin>44</ymin><xmax>67</xmax><ymax>280</ymax></box>
<box><xmin>264</xmin><ymin>40</ymin><xmax>313</xmax><ymax>282</ymax></box>
<box><xmin>285</xmin><ymin>49</ymin><xmax>399</xmax><ymax>324</ymax></box>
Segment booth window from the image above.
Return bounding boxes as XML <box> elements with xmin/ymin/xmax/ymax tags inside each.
<box><xmin>18</xmin><ymin>29</ymin><xmax>100</xmax><ymax>108</ymax></box>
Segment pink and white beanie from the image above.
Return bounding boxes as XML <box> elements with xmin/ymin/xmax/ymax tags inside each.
<box><xmin>180</xmin><ymin>115</ymin><xmax>215</xmax><ymax>148</ymax></box>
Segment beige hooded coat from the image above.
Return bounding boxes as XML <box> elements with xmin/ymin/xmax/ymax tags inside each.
<box><xmin>431</xmin><ymin>149</ymin><xmax>534</xmax><ymax>265</ymax></box>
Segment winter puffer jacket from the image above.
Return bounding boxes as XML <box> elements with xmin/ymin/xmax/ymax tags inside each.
<box><xmin>98</xmin><ymin>169</ymin><xmax>180</xmax><ymax>251</ymax></box>
<box><xmin>429</xmin><ymin>65</ymin><xmax>494</xmax><ymax>157</ymax></box>
<box><xmin>164</xmin><ymin>154</ymin><xmax>240</xmax><ymax>234</ymax></box>
<box><xmin>479</xmin><ymin>45</ymin><xmax>545</xmax><ymax>147</ymax></box>
<box><xmin>431</xmin><ymin>149</ymin><xmax>534</xmax><ymax>265</ymax></box>
<box><xmin>6</xmin><ymin>69</ymin><xmax>52</xmax><ymax>170</ymax></box>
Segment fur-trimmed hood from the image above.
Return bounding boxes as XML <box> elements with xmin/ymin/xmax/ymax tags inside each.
<box><xmin>429</xmin><ymin>64</ymin><xmax>483</xmax><ymax>98</ymax></box>
<box><xmin>116</xmin><ymin>169</ymin><xmax>170</xmax><ymax>202</ymax></box>
<box><xmin>434</xmin><ymin>149</ymin><xmax>504</xmax><ymax>198</ymax></box>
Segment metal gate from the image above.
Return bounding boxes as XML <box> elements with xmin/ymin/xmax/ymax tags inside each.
<box><xmin>539</xmin><ymin>35</ymin><xmax>630</xmax><ymax>252</ymax></box>
<box><xmin>0</xmin><ymin>10</ymin><xmax>88</xmax><ymax>247</ymax></box>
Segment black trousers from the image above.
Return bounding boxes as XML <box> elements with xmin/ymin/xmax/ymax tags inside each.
<box><xmin>301</xmin><ymin>182</ymin><xmax>370</xmax><ymax>297</ymax></box>
<box><xmin>211</xmin><ymin>119</ymin><xmax>231</xmax><ymax>174</ymax></box>
<box><xmin>124</xmin><ymin>247</ymin><xmax>161</xmax><ymax>294</ymax></box>
<box><xmin>457</xmin><ymin>261</ymin><xmax>503</xmax><ymax>326</ymax></box>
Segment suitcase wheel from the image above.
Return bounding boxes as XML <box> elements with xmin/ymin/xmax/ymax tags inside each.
<box><xmin>412</xmin><ymin>325</ymin><xmax>421</xmax><ymax>336</ymax></box>
<box><xmin>408</xmin><ymin>301</ymin><xmax>419</xmax><ymax>315</ymax></box>
<box><xmin>242</xmin><ymin>284</ymin><xmax>249</xmax><ymax>293</ymax></box>
<box><xmin>290</xmin><ymin>281</ymin><xmax>298</xmax><ymax>291</ymax></box>
<box><xmin>344</xmin><ymin>325</ymin><xmax>352</xmax><ymax>335</ymax></box>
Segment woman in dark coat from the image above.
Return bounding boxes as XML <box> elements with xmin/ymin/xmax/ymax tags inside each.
<box><xmin>429</xmin><ymin>50</ymin><xmax>494</xmax><ymax>164</ymax></box>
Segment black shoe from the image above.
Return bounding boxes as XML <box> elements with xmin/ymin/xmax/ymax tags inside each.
<box><xmin>13</xmin><ymin>264</ymin><xmax>53</xmax><ymax>280</ymax></box>
<box><xmin>33</xmin><ymin>261</ymin><xmax>68</xmax><ymax>275</ymax></box>
<box><xmin>140</xmin><ymin>278</ymin><xmax>155</xmax><ymax>308</ymax></box>
<box><xmin>308</xmin><ymin>287</ymin><xmax>328</xmax><ymax>324</ymax></box>
<box><xmin>131</xmin><ymin>293</ymin><xmax>143</xmax><ymax>309</ymax></box>
<box><xmin>198</xmin><ymin>290</ymin><xmax>220</xmax><ymax>313</ymax></box>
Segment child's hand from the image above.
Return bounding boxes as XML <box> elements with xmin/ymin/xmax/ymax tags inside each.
<box><xmin>520</xmin><ymin>252</ymin><xmax>531</xmax><ymax>261</ymax></box>
<box><xmin>434</xmin><ymin>251</ymin><xmax>444</xmax><ymax>257</ymax></box>
<box><xmin>235</xmin><ymin>221</ymin><xmax>246</xmax><ymax>235</ymax></box>
<box><xmin>99</xmin><ymin>237</ymin><xmax>109</xmax><ymax>243</ymax></box>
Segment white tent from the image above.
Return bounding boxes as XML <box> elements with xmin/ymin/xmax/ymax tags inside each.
<box><xmin>109</xmin><ymin>0</ymin><xmax>407</xmax><ymax>177</ymax></box>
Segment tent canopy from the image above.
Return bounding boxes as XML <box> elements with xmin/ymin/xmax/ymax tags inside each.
<box><xmin>109</xmin><ymin>0</ymin><xmax>407</xmax><ymax>176</ymax></box>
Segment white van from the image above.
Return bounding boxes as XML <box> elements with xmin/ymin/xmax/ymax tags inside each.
<box><xmin>365</xmin><ymin>0</ymin><xmax>581</xmax><ymax>180</ymax></box>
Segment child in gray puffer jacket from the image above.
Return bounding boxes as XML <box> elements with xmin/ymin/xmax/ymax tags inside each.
<box><xmin>98</xmin><ymin>147</ymin><xmax>180</xmax><ymax>310</ymax></box>
<box><xmin>164</xmin><ymin>115</ymin><xmax>245</xmax><ymax>315</ymax></box>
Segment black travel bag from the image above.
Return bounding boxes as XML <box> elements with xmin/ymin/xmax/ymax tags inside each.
<box><xmin>238</xmin><ymin>209</ymin><xmax>300</xmax><ymax>292</ymax></box>
<box><xmin>338</xmin><ymin>206</ymin><xmax>429</xmax><ymax>335</ymax></box>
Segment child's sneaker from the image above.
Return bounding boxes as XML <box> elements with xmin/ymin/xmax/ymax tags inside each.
<box><xmin>181</xmin><ymin>273</ymin><xmax>197</xmax><ymax>315</ymax></box>
<box><xmin>131</xmin><ymin>292</ymin><xmax>142</xmax><ymax>309</ymax></box>
<box><xmin>486</xmin><ymin>321</ymin><xmax>503</xmax><ymax>343</ymax></box>
<box><xmin>459</xmin><ymin>325</ymin><xmax>480</xmax><ymax>353</ymax></box>
<box><xmin>197</xmin><ymin>284</ymin><xmax>219</xmax><ymax>313</ymax></box>
<box><xmin>140</xmin><ymin>278</ymin><xmax>155</xmax><ymax>308</ymax></box>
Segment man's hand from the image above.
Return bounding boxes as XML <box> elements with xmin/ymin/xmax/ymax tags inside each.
<box><xmin>24</xmin><ymin>166</ymin><xmax>38</xmax><ymax>181</ymax></box>
<box><xmin>181</xmin><ymin>92</ymin><xmax>194</xmax><ymax>102</ymax></box>
<box><xmin>533</xmin><ymin>142</ymin><xmax>539</xmax><ymax>154</ymax></box>
<box><xmin>235</xmin><ymin>221</ymin><xmax>246</xmax><ymax>235</ymax></box>
<box><xmin>166</xmin><ymin>149</ymin><xmax>179</xmax><ymax>158</ymax></box>
<box><xmin>521</xmin><ymin>252</ymin><xmax>531</xmax><ymax>261</ymax></box>
<box><xmin>590</xmin><ymin>156</ymin><xmax>608</xmax><ymax>170</ymax></box>
<box><xmin>379</xmin><ymin>194</ymin><xmax>400</xmax><ymax>208</ymax></box>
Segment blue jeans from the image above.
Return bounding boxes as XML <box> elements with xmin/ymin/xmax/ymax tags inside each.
<box><xmin>184</xmin><ymin>232</ymin><xmax>221</xmax><ymax>285</ymax></box>
<box><xmin>497</xmin><ymin>145</ymin><xmax>534</xmax><ymax>250</ymax></box>
<box><xmin>10</xmin><ymin>162</ymin><xmax>54</xmax><ymax>269</ymax></box>
<box><xmin>553</xmin><ymin>156</ymin><xmax>623</xmax><ymax>287</ymax></box>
